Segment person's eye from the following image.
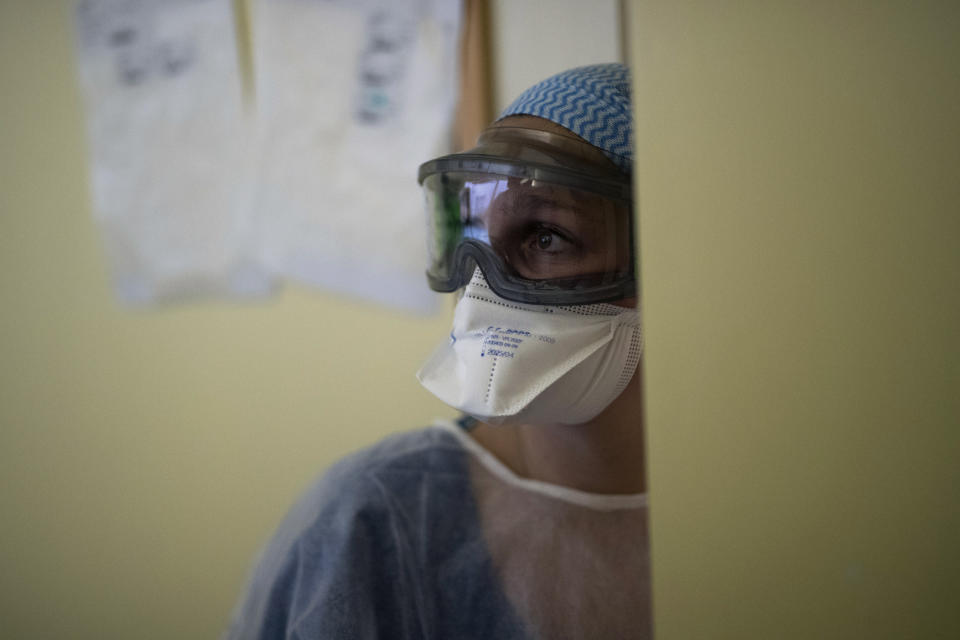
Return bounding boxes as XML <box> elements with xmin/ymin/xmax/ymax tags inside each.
<box><xmin>536</xmin><ymin>229</ymin><xmax>555</xmax><ymax>250</ymax></box>
<box><xmin>527</xmin><ymin>225</ymin><xmax>575</xmax><ymax>254</ymax></box>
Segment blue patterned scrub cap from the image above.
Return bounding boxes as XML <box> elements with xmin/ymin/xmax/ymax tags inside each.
<box><xmin>497</xmin><ymin>63</ymin><xmax>633</xmax><ymax>173</ymax></box>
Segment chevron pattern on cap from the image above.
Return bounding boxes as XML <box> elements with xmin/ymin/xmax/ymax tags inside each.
<box><xmin>497</xmin><ymin>63</ymin><xmax>632</xmax><ymax>173</ymax></box>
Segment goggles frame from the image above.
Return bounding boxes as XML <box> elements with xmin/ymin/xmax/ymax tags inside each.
<box><xmin>418</xmin><ymin>155</ymin><xmax>633</xmax><ymax>203</ymax></box>
<box><xmin>427</xmin><ymin>239</ymin><xmax>637</xmax><ymax>305</ymax></box>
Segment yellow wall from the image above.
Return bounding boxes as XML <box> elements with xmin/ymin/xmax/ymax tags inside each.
<box><xmin>489</xmin><ymin>0</ymin><xmax>622</xmax><ymax>111</ymax></box>
<box><xmin>7</xmin><ymin>2</ymin><xmax>958</xmax><ymax>638</ymax></box>
<box><xmin>0</xmin><ymin>3</ymin><xmax>456</xmax><ymax>637</ymax></box>
<box><xmin>630</xmin><ymin>1</ymin><xmax>960</xmax><ymax>638</ymax></box>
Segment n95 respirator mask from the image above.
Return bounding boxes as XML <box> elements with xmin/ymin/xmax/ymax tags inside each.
<box><xmin>417</xmin><ymin>271</ymin><xmax>642</xmax><ymax>426</ymax></box>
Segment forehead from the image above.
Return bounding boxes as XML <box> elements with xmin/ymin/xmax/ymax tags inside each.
<box><xmin>492</xmin><ymin>114</ymin><xmax>575</xmax><ymax>136</ymax></box>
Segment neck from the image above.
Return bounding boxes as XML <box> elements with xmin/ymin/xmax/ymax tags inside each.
<box><xmin>470</xmin><ymin>367</ymin><xmax>646</xmax><ymax>494</ymax></box>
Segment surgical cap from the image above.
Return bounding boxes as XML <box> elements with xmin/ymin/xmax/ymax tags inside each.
<box><xmin>497</xmin><ymin>63</ymin><xmax>633</xmax><ymax>173</ymax></box>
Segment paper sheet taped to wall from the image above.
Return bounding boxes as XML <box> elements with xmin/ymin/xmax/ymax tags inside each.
<box><xmin>74</xmin><ymin>0</ymin><xmax>461</xmax><ymax>312</ymax></box>
<box><xmin>74</xmin><ymin>0</ymin><xmax>273</xmax><ymax>304</ymax></box>
<box><xmin>250</xmin><ymin>0</ymin><xmax>462</xmax><ymax>313</ymax></box>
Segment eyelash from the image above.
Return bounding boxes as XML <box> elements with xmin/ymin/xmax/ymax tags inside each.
<box><xmin>528</xmin><ymin>223</ymin><xmax>574</xmax><ymax>251</ymax></box>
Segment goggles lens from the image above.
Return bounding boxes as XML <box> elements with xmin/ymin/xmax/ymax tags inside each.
<box><xmin>423</xmin><ymin>172</ymin><xmax>635</xmax><ymax>305</ymax></box>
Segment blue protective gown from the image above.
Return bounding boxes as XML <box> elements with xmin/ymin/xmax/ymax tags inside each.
<box><xmin>226</xmin><ymin>421</ymin><xmax>529</xmax><ymax>639</ymax></box>
<box><xmin>227</xmin><ymin>417</ymin><xmax>650</xmax><ymax>639</ymax></box>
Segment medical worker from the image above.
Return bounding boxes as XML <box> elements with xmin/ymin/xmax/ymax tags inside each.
<box><xmin>227</xmin><ymin>63</ymin><xmax>650</xmax><ymax>639</ymax></box>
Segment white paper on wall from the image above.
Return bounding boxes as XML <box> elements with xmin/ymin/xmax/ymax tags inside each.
<box><xmin>74</xmin><ymin>0</ymin><xmax>273</xmax><ymax>304</ymax></box>
<box><xmin>251</xmin><ymin>0</ymin><xmax>463</xmax><ymax>313</ymax></box>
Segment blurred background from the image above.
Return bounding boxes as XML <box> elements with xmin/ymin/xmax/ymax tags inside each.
<box><xmin>0</xmin><ymin>1</ymin><xmax>623</xmax><ymax>637</ymax></box>
<box><xmin>3</xmin><ymin>1</ymin><xmax>959</xmax><ymax>639</ymax></box>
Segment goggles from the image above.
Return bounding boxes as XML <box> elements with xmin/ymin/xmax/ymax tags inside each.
<box><xmin>418</xmin><ymin>125</ymin><xmax>636</xmax><ymax>305</ymax></box>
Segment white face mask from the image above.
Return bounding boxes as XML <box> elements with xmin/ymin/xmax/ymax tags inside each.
<box><xmin>417</xmin><ymin>271</ymin><xmax>643</xmax><ymax>426</ymax></box>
